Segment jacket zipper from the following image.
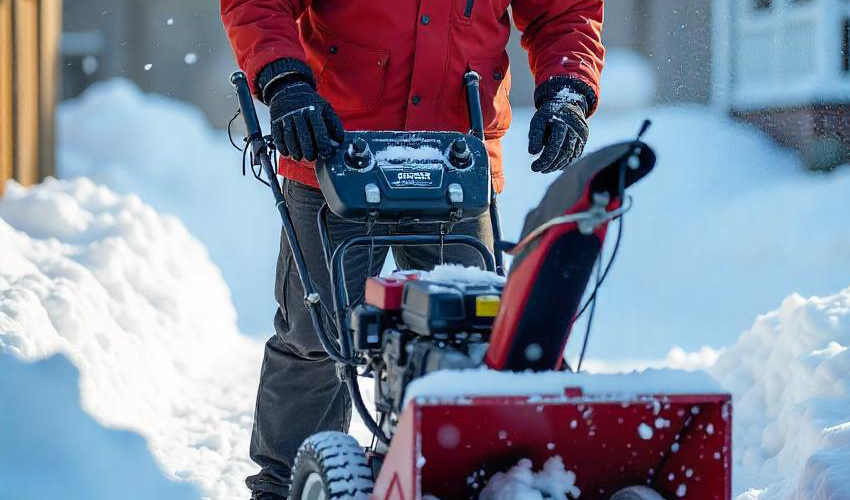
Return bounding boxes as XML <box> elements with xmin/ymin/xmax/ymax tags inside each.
<box><xmin>464</xmin><ymin>0</ymin><xmax>474</xmax><ymax>18</ymax></box>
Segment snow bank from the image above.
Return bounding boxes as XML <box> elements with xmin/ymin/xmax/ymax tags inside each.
<box><xmin>0</xmin><ymin>179</ymin><xmax>263</xmax><ymax>498</ymax></box>
<box><xmin>58</xmin><ymin>79</ymin><xmax>279</xmax><ymax>337</ymax></box>
<box><xmin>0</xmin><ymin>353</ymin><xmax>198</xmax><ymax>500</ymax></box>
<box><xmin>710</xmin><ymin>287</ymin><xmax>850</xmax><ymax>499</ymax></box>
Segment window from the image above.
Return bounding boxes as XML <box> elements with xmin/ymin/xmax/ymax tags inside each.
<box><xmin>754</xmin><ymin>0</ymin><xmax>772</xmax><ymax>10</ymax></box>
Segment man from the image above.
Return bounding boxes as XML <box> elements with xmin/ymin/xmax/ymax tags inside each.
<box><xmin>221</xmin><ymin>0</ymin><xmax>604</xmax><ymax>497</ymax></box>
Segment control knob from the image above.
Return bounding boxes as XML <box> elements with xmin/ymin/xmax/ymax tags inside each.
<box><xmin>448</xmin><ymin>137</ymin><xmax>472</xmax><ymax>168</ymax></box>
<box><xmin>345</xmin><ymin>137</ymin><xmax>372</xmax><ymax>169</ymax></box>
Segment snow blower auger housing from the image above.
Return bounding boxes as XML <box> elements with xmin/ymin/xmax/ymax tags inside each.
<box><xmin>230</xmin><ymin>70</ymin><xmax>732</xmax><ymax>500</ymax></box>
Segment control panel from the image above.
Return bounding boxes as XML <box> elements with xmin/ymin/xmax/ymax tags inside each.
<box><xmin>315</xmin><ymin>130</ymin><xmax>491</xmax><ymax>223</ymax></box>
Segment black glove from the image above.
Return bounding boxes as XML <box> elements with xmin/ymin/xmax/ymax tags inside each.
<box><xmin>261</xmin><ymin>60</ymin><xmax>344</xmax><ymax>162</ymax></box>
<box><xmin>528</xmin><ymin>78</ymin><xmax>592</xmax><ymax>173</ymax></box>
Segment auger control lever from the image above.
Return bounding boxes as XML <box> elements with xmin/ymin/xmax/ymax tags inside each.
<box><xmin>449</xmin><ymin>137</ymin><xmax>472</xmax><ymax>168</ymax></box>
<box><xmin>345</xmin><ymin>137</ymin><xmax>372</xmax><ymax>169</ymax></box>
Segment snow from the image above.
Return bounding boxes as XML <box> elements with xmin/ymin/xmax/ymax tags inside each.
<box><xmin>0</xmin><ymin>179</ymin><xmax>263</xmax><ymax>498</ymax></box>
<box><xmin>0</xmin><ymin>353</ymin><xmax>199</xmax><ymax>500</ymax></box>
<box><xmin>500</xmin><ymin>103</ymin><xmax>850</xmax><ymax>362</ymax></box>
<box><xmin>58</xmin><ymin>79</ymin><xmax>280</xmax><ymax>338</ymax></box>
<box><xmin>638</xmin><ymin>422</ymin><xmax>654</xmax><ymax>440</ymax></box>
<box><xmin>583</xmin><ymin>345</ymin><xmax>723</xmax><ymax>374</ymax></box>
<box><xmin>479</xmin><ymin>457</ymin><xmax>581</xmax><ymax>500</ymax></box>
<box><xmin>405</xmin><ymin>367</ymin><xmax>723</xmax><ymax>405</ymax></box>
<box><xmin>423</xmin><ymin>264</ymin><xmax>506</xmax><ymax>285</ymax></box>
<box><xmin>374</xmin><ymin>144</ymin><xmax>445</xmax><ymax>163</ymax></box>
<box><xmin>709</xmin><ymin>286</ymin><xmax>850</xmax><ymax>499</ymax></box>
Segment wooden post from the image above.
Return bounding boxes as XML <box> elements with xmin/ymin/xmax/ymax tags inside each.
<box><xmin>0</xmin><ymin>0</ymin><xmax>13</xmax><ymax>194</ymax></box>
<box><xmin>0</xmin><ymin>0</ymin><xmax>61</xmax><ymax>196</ymax></box>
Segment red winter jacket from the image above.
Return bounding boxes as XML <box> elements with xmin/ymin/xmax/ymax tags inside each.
<box><xmin>221</xmin><ymin>0</ymin><xmax>604</xmax><ymax>192</ymax></box>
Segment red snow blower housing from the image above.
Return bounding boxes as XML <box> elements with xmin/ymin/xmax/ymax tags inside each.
<box><xmin>231</xmin><ymin>70</ymin><xmax>731</xmax><ymax>500</ymax></box>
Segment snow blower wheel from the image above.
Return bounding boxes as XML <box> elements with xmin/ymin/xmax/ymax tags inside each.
<box><xmin>290</xmin><ymin>432</ymin><xmax>374</xmax><ymax>500</ymax></box>
<box><xmin>609</xmin><ymin>486</ymin><xmax>667</xmax><ymax>500</ymax></box>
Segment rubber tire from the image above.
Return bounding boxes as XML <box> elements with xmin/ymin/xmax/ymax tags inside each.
<box><xmin>610</xmin><ymin>486</ymin><xmax>667</xmax><ymax>500</ymax></box>
<box><xmin>290</xmin><ymin>431</ymin><xmax>374</xmax><ymax>500</ymax></box>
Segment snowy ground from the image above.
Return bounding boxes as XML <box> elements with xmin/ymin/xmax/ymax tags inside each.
<box><xmin>2</xmin><ymin>66</ymin><xmax>849</xmax><ymax>499</ymax></box>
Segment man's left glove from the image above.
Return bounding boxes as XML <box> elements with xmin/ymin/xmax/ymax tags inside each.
<box><xmin>261</xmin><ymin>60</ymin><xmax>345</xmax><ymax>162</ymax></box>
<box><xmin>528</xmin><ymin>78</ymin><xmax>593</xmax><ymax>173</ymax></box>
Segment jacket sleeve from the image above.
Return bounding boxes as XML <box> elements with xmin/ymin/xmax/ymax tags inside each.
<box><xmin>221</xmin><ymin>0</ymin><xmax>312</xmax><ymax>96</ymax></box>
<box><xmin>511</xmin><ymin>0</ymin><xmax>605</xmax><ymax>115</ymax></box>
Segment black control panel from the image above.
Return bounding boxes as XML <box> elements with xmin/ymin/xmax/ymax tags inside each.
<box><xmin>315</xmin><ymin>131</ymin><xmax>491</xmax><ymax>223</ymax></box>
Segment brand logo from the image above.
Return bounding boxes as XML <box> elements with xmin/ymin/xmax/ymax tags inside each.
<box><xmin>397</xmin><ymin>172</ymin><xmax>431</xmax><ymax>181</ymax></box>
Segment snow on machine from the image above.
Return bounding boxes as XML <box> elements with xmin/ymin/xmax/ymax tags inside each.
<box><xmin>230</xmin><ymin>71</ymin><xmax>732</xmax><ymax>500</ymax></box>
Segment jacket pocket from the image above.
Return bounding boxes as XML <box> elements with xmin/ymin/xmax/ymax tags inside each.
<box><xmin>314</xmin><ymin>34</ymin><xmax>390</xmax><ymax>114</ymax></box>
<box><xmin>469</xmin><ymin>51</ymin><xmax>512</xmax><ymax>138</ymax></box>
<box><xmin>453</xmin><ymin>0</ymin><xmax>475</xmax><ymax>24</ymax></box>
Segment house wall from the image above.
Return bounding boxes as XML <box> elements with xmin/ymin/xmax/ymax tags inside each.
<box><xmin>713</xmin><ymin>0</ymin><xmax>850</xmax><ymax>167</ymax></box>
<box><xmin>62</xmin><ymin>0</ymin><xmax>237</xmax><ymax>127</ymax></box>
<box><xmin>61</xmin><ymin>1</ymin><xmax>713</xmax><ymax>127</ymax></box>
<box><xmin>506</xmin><ymin>0</ymin><xmax>712</xmax><ymax>110</ymax></box>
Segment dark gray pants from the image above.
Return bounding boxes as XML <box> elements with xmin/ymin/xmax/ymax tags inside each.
<box><xmin>246</xmin><ymin>180</ymin><xmax>493</xmax><ymax>496</ymax></box>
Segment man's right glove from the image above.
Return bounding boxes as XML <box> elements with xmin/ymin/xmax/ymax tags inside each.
<box><xmin>528</xmin><ymin>78</ymin><xmax>592</xmax><ymax>174</ymax></box>
<box><xmin>261</xmin><ymin>61</ymin><xmax>345</xmax><ymax>162</ymax></box>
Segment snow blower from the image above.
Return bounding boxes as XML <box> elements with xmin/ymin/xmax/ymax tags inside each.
<box><xmin>230</xmin><ymin>70</ymin><xmax>731</xmax><ymax>500</ymax></box>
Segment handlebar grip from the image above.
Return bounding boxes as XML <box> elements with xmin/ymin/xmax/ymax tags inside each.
<box><xmin>464</xmin><ymin>71</ymin><xmax>484</xmax><ymax>141</ymax></box>
<box><xmin>230</xmin><ymin>71</ymin><xmax>263</xmax><ymax>143</ymax></box>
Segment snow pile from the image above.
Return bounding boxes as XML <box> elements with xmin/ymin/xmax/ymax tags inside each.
<box><xmin>709</xmin><ymin>287</ymin><xmax>850</xmax><ymax>499</ymax></box>
<box><xmin>479</xmin><ymin>457</ymin><xmax>580</xmax><ymax>500</ymax></box>
<box><xmin>58</xmin><ymin>79</ymin><xmax>279</xmax><ymax>337</ymax></box>
<box><xmin>0</xmin><ymin>179</ymin><xmax>263</xmax><ymax>498</ymax></box>
<box><xmin>0</xmin><ymin>353</ymin><xmax>198</xmax><ymax>500</ymax></box>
